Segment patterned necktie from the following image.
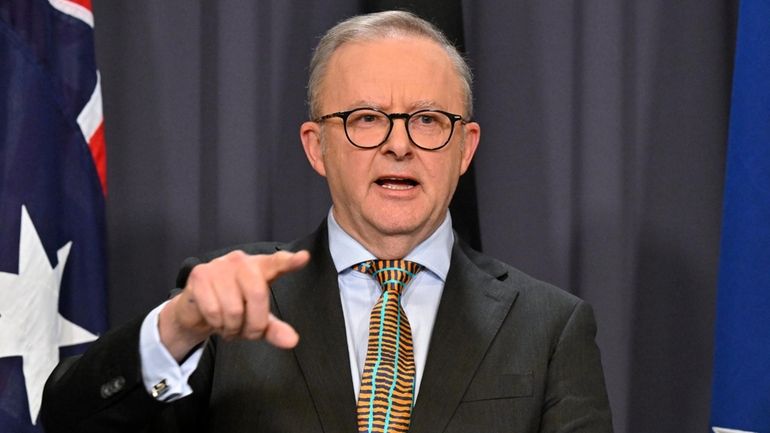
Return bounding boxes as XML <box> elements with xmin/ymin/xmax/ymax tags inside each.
<box><xmin>352</xmin><ymin>259</ymin><xmax>423</xmax><ymax>433</ymax></box>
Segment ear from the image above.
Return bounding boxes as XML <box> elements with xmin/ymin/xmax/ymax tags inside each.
<box><xmin>300</xmin><ymin>121</ymin><xmax>327</xmax><ymax>177</ymax></box>
<box><xmin>459</xmin><ymin>121</ymin><xmax>480</xmax><ymax>175</ymax></box>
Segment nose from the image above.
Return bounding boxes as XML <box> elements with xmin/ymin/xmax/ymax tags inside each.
<box><xmin>379</xmin><ymin>118</ymin><xmax>414</xmax><ymax>159</ymax></box>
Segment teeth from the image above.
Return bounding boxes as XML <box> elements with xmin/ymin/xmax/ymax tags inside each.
<box><xmin>381</xmin><ymin>183</ymin><xmax>413</xmax><ymax>190</ymax></box>
<box><xmin>376</xmin><ymin>177</ymin><xmax>416</xmax><ymax>190</ymax></box>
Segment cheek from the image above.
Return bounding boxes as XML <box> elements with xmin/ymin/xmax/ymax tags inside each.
<box><xmin>326</xmin><ymin>151</ymin><xmax>371</xmax><ymax>194</ymax></box>
<box><xmin>425</xmin><ymin>155</ymin><xmax>462</xmax><ymax>192</ymax></box>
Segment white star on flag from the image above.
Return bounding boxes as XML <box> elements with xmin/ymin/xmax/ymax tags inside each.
<box><xmin>0</xmin><ymin>205</ymin><xmax>99</xmax><ymax>424</ymax></box>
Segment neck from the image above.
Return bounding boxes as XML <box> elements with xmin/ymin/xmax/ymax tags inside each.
<box><xmin>358</xmin><ymin>234</ymin><xmax>422</xmax><ymax>260</ymax></box>
<box><xmin>331</xmin><ymin>210</ymin><xmax>444</xmax><ymax>260</ymax></box>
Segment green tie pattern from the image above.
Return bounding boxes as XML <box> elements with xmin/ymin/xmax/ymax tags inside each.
<box><xmin>353</xmin><ymin>259</ymin><xmax>422</xmax><ymax>433</ymax></box>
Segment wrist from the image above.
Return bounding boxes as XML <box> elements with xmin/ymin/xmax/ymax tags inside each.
<box><xmin>158</xmin><ymin>297</ymin><xmax>210</xmax><ymax>362</ymax></box>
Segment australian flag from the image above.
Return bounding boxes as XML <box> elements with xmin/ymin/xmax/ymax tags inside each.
<box><xmin>0</xmin><ymin>0</ymin><xmax>108</xmax><ymax>431</ymax></box>
<box><xmin>710</xmin><ymin>1</ymin><xmax>770</xmax><ymax>433</ymax></box>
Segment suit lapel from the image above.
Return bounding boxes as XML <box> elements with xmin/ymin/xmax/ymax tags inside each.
<box><xmin>409</xmin><ymin>240</ymin><xmax>519</xmax><ymax>433</ymax></box>
<box><xmin>270</xmin><ymin>224</ymin><xmax>357</xmax><ymax>433</ymax></box>
<box><xmin>270</xmin><ymin>227</ymin><xmax>518</xmax><ymax>433</ymax></box>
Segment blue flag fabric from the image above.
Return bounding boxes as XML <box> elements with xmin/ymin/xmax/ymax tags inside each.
<box><xmin>0</xmin><ymin>0</ymin><xmax>107</xmax><ymax>431</ymax></box>
<box><xmin>710</xmin><ymin>1</ymin><xmax>770</xmax><ymax>432</ymax></box>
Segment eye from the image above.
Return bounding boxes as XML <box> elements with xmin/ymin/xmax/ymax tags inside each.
<box><xmin>348</xmin><ymin>110</ymin><xmax>386</xmax><ymax>128</ymax></box>
<box><xmin>410</xmin><ymin>112</ymin><xmax>445</xmax><ymax>130</ymax></box>
<box><xmin>417</xmin><ymin>114</ymin><xmax>436</xmax><ymax>124</ymax></box>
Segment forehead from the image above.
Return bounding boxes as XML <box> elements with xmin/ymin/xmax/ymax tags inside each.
<box><xmin>320</xmin><ymin>36</ymin><xmax>464</xmax><ymax>113</ymax></box>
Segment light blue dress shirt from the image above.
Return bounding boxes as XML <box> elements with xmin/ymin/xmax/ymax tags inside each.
<box><xmin>139</xmin><ymin>208</ymin><xmax>453</xmax><ymax>402</ymax></box>
<box><xmin>328</xmin><ymin>209</ymin><xmax>451</xmax><ymax>400</ymax></box>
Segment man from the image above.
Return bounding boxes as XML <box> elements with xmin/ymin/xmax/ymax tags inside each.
<box><xmin>42</xmin><ymin>10</ymin><xmax>612</xmax><ymax>433</ymax></box>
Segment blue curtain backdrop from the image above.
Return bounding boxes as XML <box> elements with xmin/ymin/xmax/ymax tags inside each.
<box><xmin>710</xmin><ymin>0</ymin><xmax>770</xmax><ymax>431</ymax></box>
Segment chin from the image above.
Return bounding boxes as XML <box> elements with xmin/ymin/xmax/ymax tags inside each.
<box><xmin>370</xmin><ymin>215</ymin><xmax>427</xmax><ymax>237</ymax></box>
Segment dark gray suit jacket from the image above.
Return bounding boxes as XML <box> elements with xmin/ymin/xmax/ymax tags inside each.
<box><xmin>42</xmin><ymin>224</ymin><xmax>612</xmax><ymax>432</ymax></box>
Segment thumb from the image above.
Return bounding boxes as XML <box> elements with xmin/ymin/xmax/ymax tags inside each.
<box><xmin>262</xmin><ymin>314</ymin><xmax>299</xmax><ymax>349</ymax></box>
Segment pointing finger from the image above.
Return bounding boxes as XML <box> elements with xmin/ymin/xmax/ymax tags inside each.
<box><xmin>252</xmin><ymin>250</ymin><xmax>310</xmax><ymax>283</ymax></box>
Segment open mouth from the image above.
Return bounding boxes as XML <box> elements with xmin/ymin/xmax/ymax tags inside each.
<box><xmin>375</xmin><ymin>177</ymin><xmax>419</xmax><ymax>190</ymax></box>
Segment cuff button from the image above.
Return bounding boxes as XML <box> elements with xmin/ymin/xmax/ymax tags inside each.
<box><xmin>100</xmin><ymin>376</ymin><xmax>126</xmax><ymax>399</ymax></box>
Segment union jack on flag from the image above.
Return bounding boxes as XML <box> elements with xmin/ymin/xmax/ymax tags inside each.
<box><xmin>0</xmin><ymin>0</ymin><xmax>108</xmax><ymax>431</ymax></box>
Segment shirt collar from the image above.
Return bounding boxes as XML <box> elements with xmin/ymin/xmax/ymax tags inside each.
<box><xmin>327</xmin><ymin>207</ymin><xmax>454</xmax><ymax>282</ymax></box>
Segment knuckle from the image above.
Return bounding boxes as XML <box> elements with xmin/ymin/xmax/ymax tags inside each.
<box><xmin>222</xmin><ymin>303</ymin><xmax>244</xmax><ymax>322</ymax></box>
<box><xmin>198</xmin><ymin>302</ymin><xmax>220</xmax><ymax>320</ymax></box>
<box><xmin>224</xmin><ymin>250</ymin><xmax>248</xmax><ymax>264</ymax></box>
<box><xmin>187</xmin><ymin>264</ymin><xmax>207</xmax><ymax>284</ymax></box>
<box><xmin>248</xmin><ymin>286</ymin><xmax>269</xmax><ymax>305</ymax></box>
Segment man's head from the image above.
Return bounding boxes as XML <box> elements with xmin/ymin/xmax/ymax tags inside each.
<box><xmin>306</xmin><ymin>11</ymin><xmax>474</xmax><ymax>120</ymax></box>
<box><xmin>300</xmin><ymin>11</ymin><xmax>480</xmax><ymax>259</ymax></box>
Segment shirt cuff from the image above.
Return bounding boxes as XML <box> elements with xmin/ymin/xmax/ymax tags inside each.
<box><xmin>139</xmin><ymin>301</ymin><xmax>204</xmax><ymax>402</ymax></box>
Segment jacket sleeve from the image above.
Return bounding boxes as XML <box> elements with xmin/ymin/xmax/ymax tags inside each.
<box><xmin>41</xmin><ymin>255</ymin><xmax>215</xmax><ymax>433</ymax></box>
<box><xmin>42</xmin><ymin>313</ymin><xmax>218</xmax><ymax>433</ymax></box>
<box><xmin>42</xmin><ymin>315</ymin><xmax>164</xmax><ymax>432</ymax></box>
<box><xmin>539</xmin><ymin>301</ymin><xmax>614</xmax><ymax>433</ymax></box>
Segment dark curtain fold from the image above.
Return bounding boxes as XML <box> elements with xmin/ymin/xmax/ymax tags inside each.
<box><xmin>92</xmin><ymin>1</ymin><xmax>737</xmax><ymax>432</ymax></box>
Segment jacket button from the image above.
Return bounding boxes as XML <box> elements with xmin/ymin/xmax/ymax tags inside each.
<box><xmin>100</xmin><ymin>376</ymin><xmax>126</xmax><ymax>399</ymax></box>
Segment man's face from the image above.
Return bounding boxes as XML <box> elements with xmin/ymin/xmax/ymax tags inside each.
<box><xmin>301</xmin><ymin>36</ymin><xmax>480</xmax><ymax>256</ymax></box>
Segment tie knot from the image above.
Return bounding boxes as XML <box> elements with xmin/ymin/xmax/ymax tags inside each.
<box><xmin>353</xmin><ymin>259</ymin><xmax>422</xmax><ymax>294</ymax></box>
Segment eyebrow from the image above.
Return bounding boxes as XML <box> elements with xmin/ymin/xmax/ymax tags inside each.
<box><xmin>345</xmin><ymin>99</ymin><xmax>446</xmax><ymax>112</ymax></box>
<box><xmin>346</xmin><ymin>100</ymin><xmax>381</xmax><ymax>110</ymax></box>
<box><xmin>410</xmin><ymin>100</ymin><xmax>444</xmax><ymax>111</ymax></box>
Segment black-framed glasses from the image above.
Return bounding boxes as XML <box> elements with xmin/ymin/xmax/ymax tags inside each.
<box><xmin>314</xmin><ymin>107</ymin><xmax>467</xmax><ymax>150</ymax></box>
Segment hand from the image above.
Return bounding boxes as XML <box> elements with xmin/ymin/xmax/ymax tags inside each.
<box><xmin>158</xmin><ymin>249</ymin><xmax>311</xmax><ymax>361</ymax></box>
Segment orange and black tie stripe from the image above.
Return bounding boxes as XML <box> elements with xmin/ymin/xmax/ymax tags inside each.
<box><xmin>352</xmin><ymin>259</ymin><xmax>422</xmax><ymax>433</ymax></box>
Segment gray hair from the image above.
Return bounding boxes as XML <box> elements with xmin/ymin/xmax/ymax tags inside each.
<box><xmin>307</xmin><ymin>10</ymin><xmax>474</xmax><ymax>120</ymax></box>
